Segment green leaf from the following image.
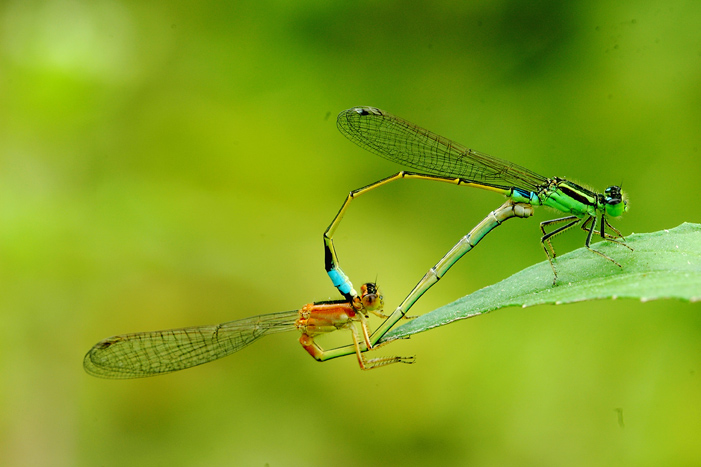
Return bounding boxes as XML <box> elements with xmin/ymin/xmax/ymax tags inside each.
<box><xmin>380</xmin><ymin>223</ymin><xmax>701</xmax><ymax>343</ymax></box>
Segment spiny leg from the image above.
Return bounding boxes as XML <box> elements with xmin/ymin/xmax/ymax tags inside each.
<box><xmin>540</xmin><ymin>215</ymin><xmax>579</xmax><ymax>258</ymax></box>
<box><xmin>368</xmin><ymin>308</ymin><xmax>417</xmax><ymax>320</ymax></box>
<box><xmin>540</xmin><ymin>215</ymin><xmax>580</xmax><ymax>284</ymax></box>
<box><xmin>579</xmin><ymin>215</ymin><xmax>611</xmax><ymax>239</ymax></box>
<box><xmin>579</xmin><ymin>215</ymin><xmax>633</xmax><ymax>252</ymax></box>
<box><xmin>601</xmin><ymin>216</ymin><xmax>634</xmax><ymax>251</ymax></box>
<box><xmin>579</xmin><ymin>215</ymin><xmax>628</xmax><ymax>243</ymax></box>
<box><xmin>602</xmin><ymin>216</ymin><xmax>624</xmax><ymax>239</ymax></box>
<box><xmin>354</xmin><ymin>296</ymin><xmax>415</xmax><ymax>368</ymax></box>
<box><xmin>582</xmin><ymin>214</ymin><xmax>622</xmax><ymax>267</ymax></box>
<box><xmin>298</xmin><ymin>307</ymin><xmax>415</xmax><ymax>370</ymax></box>
<box><xmin>347</xmin><ymin>323</ymin><xmax>415</xmax><ymax>370</ymax></box>
<box><xmin>299</xmin><ymin>324</ymin><xmax>415</xmax><ymax>370</ymax></box>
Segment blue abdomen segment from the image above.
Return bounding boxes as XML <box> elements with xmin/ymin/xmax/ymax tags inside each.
<box><xmin>510</xmin><ymin>188</ymin><xmax>540</xmax><ymax>205</ymax></box>
<box><xmin>327</xmin><ymin>268</ymin><xmax>354</xmax><ymax>297</ymax></box>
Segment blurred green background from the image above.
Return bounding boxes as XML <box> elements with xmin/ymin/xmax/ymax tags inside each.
<box><xmin>1</xmin><ymin>0</ymin><xmax>699</xmax><ymax>465</ymax></box>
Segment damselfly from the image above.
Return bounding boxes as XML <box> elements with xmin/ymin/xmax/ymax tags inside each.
<box><xmin>322</xmin><ymin>106</ymin><xmax>630</xmax><ymax>357</ymax></box>
<box><xmin>84</xmin><ymin>282</ymin><xmax>414</xmax><ymax>377</ymax></box>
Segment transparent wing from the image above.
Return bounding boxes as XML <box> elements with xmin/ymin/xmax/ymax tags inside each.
<box><xmin>84</xmin><ymin>310</ymin><xmax>300</xmax><ymax>379</ymax></box>
<box><xmin>337</xmin><ymin>107</ymin><xmax>548</xmax><ymax>191</ymax></box>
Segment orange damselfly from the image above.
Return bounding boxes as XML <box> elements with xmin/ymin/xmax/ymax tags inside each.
<box><xmin>83</xmin><ymin>283</ymin><xmax>414</xmax><ymax>378</ymax></box>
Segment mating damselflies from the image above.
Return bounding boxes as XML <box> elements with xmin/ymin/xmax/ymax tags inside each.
<box><xmin>322</xmin><ymin>106</ymin><xmax>630</xmax><ymax>358</ymax></box>
<box><xmin>84</xmin><ymin>282</ymin><xmax>414</xmax><ymax>377</ymax></box>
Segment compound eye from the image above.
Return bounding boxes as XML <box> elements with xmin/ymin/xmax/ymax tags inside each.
<box><xmin>360</xmin><ymin>282</ymin><xmax>378</xmax><ymax>296</ymax></box>
<box><xmin>362</xmin><ymin>294</ymin><xmax>378</xmax><ymax>309</ymax></box>
<box><xmin>359</xmin><ymin>282</ymin><xmax>383</xmax><ymax>311</ymax></box>
<box><xmin>605</xmin><ymin>186</ymin><xmax>622</xmax><ymax>200</ymax></box>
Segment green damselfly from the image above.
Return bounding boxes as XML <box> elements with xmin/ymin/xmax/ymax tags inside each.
<box><xmin>322</xmin><ymin>106</ymin><xmax>630</xmax><ymax>359</ymax></box>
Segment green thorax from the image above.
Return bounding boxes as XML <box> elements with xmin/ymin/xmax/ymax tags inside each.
<box><xmin>518</xmin><ymin>178</ymin><xmax>627</xmax><ymax>218</ymax></box>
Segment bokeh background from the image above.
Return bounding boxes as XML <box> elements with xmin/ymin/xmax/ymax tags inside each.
<box><xmin>1</xmin><ymin>1</ymin><xmax>700</xmax><ymax>466</ymax></box>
